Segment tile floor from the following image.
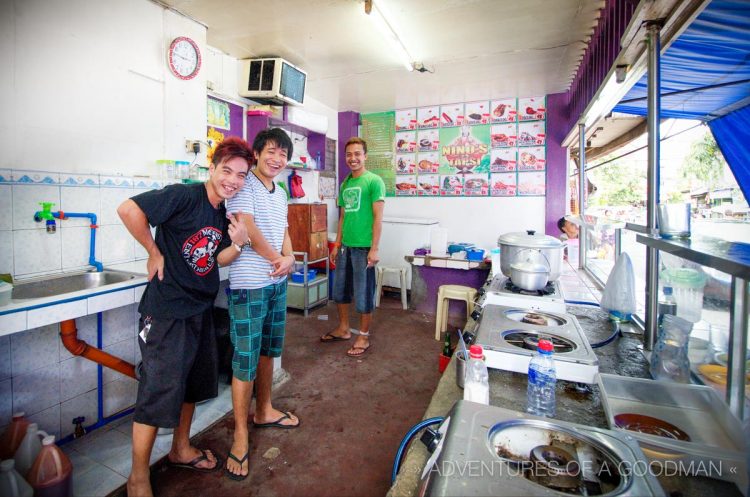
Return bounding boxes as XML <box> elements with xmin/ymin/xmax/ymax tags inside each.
<box><xmin>61</xmin><ymin>383</ymin><xmax>233</xmax><ymax>497</ymax></box>
<box><xmin>558</xmin><ymin>259</ymin><xmax>603</xmax><ymax>304</ymax></box>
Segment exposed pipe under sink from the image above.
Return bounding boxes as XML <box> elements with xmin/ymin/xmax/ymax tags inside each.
<box><xmin>60</xmin><ymin>319</ymin><xmax>136</xmax><ymax>379</ymax></box>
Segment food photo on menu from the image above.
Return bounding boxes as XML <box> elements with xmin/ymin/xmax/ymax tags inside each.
<box><xmin>418</xmin><ymin>105</ymin><xmax>440</xmax><ymax>128</ymax></box>
<box><xmin>440</xmin><ymin>174</ymin><xmax>463</xmax><ymax>196</ymax></box>
<box><xmin>395</xmin><ymin>131</ymin><xmax>416</xmax><ymax>153</ymax></box>
<box><xmin>463</xmin><ymin>173</ymin><xmax>490</xmax><ymax>196</ymax></box>
<box><xmin>517</xmin><ymin>121</ymin><xmax>546</xmax><ymax>146</ymax></box>
<box><xmin>465</xmin><ymin>101</ymin><xmax>490</xmax><ymax>125</ymax></box>
<box><xmin>396</xmin><ymin>154</ymin><xmax>416</xmax><ymax>174</ymax></box>
<box><xmin>518</xmin><ymin>146</ymin><xmax>546</xmax><ymax>171</ymax></box>
<box><xmin>490</xmin><ymin>148</ymin><xmax>517</xmax><ymax>172</ymax></box>
<box><xmin>518</xmin><ymin>96</ymin><xmax>546</xmax><ymax>121</ymax></box>
<box><xmin>490</xmin><ymin>172</ymin><xmax>517</xmax><ymax>196</ymax></box>
<box><xmin>417</xmin><ymin>129</ymin><xmax>439</xmax><ymax>151</ymax></box>
<box><xmin>517</xmin><ymin>171</ymin><xmax>546</xmax><ymax>196</ymax></box>
<box><xmin>417</xmin><ymin>174</ymin><xmax>440</xmax><ymax>195</ymax></box>
<box><xmin>491</xmin><ymin>123</ymin><xmax>517</xmax><ymax>148</ymax></box>
<box><xmin>396</xmin><ymin>108</ymin><xmax>417</xmax><ymax>130</ymax></box>
<box><xmin>490</xmin><ymin>98</ymin><xmax>517</xmax><ymax>123</ymax></box>
<box><xmin>417</xmin><ymin>152</ymin><xmax>440</xmax><ymax>173</ymax></box>
<box><xmin>395</xmin><ymin>175</ymin><xmax>417</xmax><ymax>195</ymax></box>
<box><xmin>440</xmin><ymin>103</ymin><xmax>464</xmax><ymax>127</ymax></box>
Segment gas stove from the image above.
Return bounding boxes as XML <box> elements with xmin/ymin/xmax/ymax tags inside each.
<box><xmin>477</xmin><ymin>274</ymin><xmax>566</xmax><ymax>314</ymax></box>
<box><xmin>420</xmin><ymin>401</ymin><xmax>665</xmax><ymax>497</ymax></box>
<box><xmin>473</xmin><ymin>303</ymin><xmax>599</xmax><ymax>384</ymax></box>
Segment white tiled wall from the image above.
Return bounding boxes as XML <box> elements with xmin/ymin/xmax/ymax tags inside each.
<box><xmin>1</xmin><ymin>303</ymin><xmax>141</xmax><ymax>439</ymax></box>
<box><xmin>0</xmin><ymin>169</ymin><xmax>163</xmax><ymax>280</ymax></box>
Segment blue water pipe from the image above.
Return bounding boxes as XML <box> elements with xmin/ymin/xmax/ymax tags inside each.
<box><xmin>34</xmin><ymin>208</ymin><xmax>103</xmax><ymax>272</ymax></box>
<box><xmin>391</xmin><ymin>417</ymin><xmax>445</xmax><ymax>484</ymax></box>
<box><xmin>565</xmin><ymin>300</ymin><xmax>623</xmax><ymax>348</ymax></box>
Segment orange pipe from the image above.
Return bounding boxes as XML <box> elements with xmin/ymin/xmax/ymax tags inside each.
<box><xmin>60</xmin><ymin>320</ymin><xmax>137</xmax><ymax>379</ymax></box>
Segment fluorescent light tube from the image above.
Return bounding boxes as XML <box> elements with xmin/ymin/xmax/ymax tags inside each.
<box><xmin>368</xmin><ymin>1</ymin><xmax>414</xmax><ymax>71</ymax></box>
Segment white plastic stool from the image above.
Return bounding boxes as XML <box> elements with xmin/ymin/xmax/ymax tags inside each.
<box><xmin>434</xmin><ymin>284</ymin><xmax>477</xmax><ymax>340</ymax></box>
<box><xmin>375</xmin><ymin>266</ymin><xmax>408</xmax><ymax>310</ymax></box>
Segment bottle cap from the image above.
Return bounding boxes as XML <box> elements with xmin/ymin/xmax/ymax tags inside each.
<box><xmin>538</xmin><ymin>339</ymin><xmax>554</xmax><ymax>353</ymax></box>
<box><xmin>12</xmin><ymin>411</ymin><xmax>26</xmax><ymax>419</ymax></box>
<box><xmin>42</xmin><ymin>435</ymin><xmax>56</xmax><ymax>446</ymax></box>
<box><xmin>469</xmin><ymin>344</ymin><xmax>483</xmax><ymax>359</ymax></box>
<box><xmin>663</xmin><ymin>286</ymin><xmax>673</xmax><ymax>296</ymax></box>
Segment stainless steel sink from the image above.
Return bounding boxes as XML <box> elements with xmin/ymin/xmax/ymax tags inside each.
<box><xmin>12</xmin><ymin>270</ymin><xmax>143</xmax><ymax>300</ymax></box>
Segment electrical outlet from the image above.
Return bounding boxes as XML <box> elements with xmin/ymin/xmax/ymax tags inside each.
<box><xmin>185</xmin><ymin>140</ymin><xmax>201</xmax><ymax>154</ymax></box>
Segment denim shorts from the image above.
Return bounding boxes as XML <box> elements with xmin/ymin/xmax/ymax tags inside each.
<box><xmin>332</xmin><ymin>245</ymin><xmax>376</xmax><ymax>314</ymax></box>
<box><xmin>228</xmin><ymin>280</ymin><xmax>287</xmax><ymax>382</ymax></box>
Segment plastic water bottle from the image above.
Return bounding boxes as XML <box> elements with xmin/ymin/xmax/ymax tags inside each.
<box><xmin>490</xmin><ymin>248</ymin><xmax>501</xmax><ymax>277</ymax></box>
<box><xmin>527</xmin><ymin>339</ymin><xmax>556</xmax><ymax>417</ymax></box>
<box><xmin>0</xmin><ymin>460</ymin><xmax>33</xmax><ymax>497</ymax></box>
<box><xmin>657</xmin><ymin>286</ymin><xmax>677</xmax><ymax>336</ymax></box>
<box><xmin>463</xmin><ymin>345</ymin><xmax>489</xmax><ymax>405</ymax></box>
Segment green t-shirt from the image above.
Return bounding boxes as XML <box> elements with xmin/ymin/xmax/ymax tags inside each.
<box><xmin>338</xmin><ymin>171</ymin><xmax>386</xmax><ymax>247</ymax></box>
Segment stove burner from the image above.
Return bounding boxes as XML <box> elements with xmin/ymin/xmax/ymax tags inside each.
<box><xmin>505</xmin><ymin>279</ymin><xmax>556</xmax><ymax>296</ymax></box>
<box><xmin>503</xmin><ymin>331</ymin><xmax>577</xmax><ymax>353</ymax></box>
<box><xmin>527</xmin><ymin>445</ymin><xmax>581</xmax><ymax>490</ymax></box>
<box><xmin>505</xmin><ymin>309</ymin><xmax>566</xmax><ymax>327</ymax></box>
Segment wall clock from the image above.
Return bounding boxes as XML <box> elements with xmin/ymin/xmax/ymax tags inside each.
<box><xmin>168</xmin><ymin>36</ymin><xmax>201</xmax><ymax>80</ymax></box>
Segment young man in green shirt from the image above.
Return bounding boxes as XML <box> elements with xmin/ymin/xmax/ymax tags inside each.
<box><xmin>321</xmin><ymin>137</ymin><xmax>385</xmax><ymax>356</ymax></box>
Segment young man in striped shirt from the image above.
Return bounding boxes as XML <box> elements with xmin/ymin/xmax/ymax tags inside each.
<box><xmin>224</xmin><ymin>128</ymin><xmax>299</xmax><ymax>480</ymax></box>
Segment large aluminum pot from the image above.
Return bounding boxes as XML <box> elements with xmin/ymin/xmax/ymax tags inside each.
<box><xmin>510</xmin><ymin>260</ymin><xmax>550</xmax><ymax>291</ymax></box>
<box><xmin>497</xmin><ymin>230</ymin><xmax>564</xmax><ymax>281</ymax></box>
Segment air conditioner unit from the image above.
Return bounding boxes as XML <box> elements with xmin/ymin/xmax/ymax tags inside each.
<box><xmin>238</xmin><ymin>58</ymin><xmax>306</xmax><ymax>106</ymax></box>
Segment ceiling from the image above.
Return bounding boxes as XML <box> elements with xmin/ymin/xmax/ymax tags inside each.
<box><xmin>161</xmin><ymin>0</ymin><xmax>605</xmax><ymax>113</ymax></box>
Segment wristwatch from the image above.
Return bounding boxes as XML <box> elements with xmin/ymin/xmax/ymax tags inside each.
<box><xmin>232</xmin><ymin>242</ymin><xmax>243</xmax><ymax>253</ymax></box>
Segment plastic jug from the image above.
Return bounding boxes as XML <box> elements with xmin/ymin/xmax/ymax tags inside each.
<box><xmin>650</xmin><ymin>314</ymin><xmax>693</xmax><ymax>383</ymax></box>
<box><xmin>27</xmin><ymin>435</ymin><xmax>73</xmax><ymax>497</ymax></box>
<box><xmin>14</xmin><ymin>423</ymin><xmax>48</xmax><ymax>477</ymax></box>
<box><xmin>0</xmin><ymin>459</ymin><xmax>33</xmax><ymax>497</ymax></box>
<box><xmin>0</xmin><ymin>412</ymin><xmax>31</xmax><ymax>460</ymax></box>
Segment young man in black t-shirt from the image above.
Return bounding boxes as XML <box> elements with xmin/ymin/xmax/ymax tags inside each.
<box><xmin>118</xmin><ymin>137</ymin><xmax>253</xmax><ymax>497</ymax></box>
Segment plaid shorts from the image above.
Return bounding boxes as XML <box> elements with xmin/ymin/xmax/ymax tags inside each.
<box><xmin>228</xmin><ymin>280</ymin><xmax>288</xmax><ymax>382</ymax></box>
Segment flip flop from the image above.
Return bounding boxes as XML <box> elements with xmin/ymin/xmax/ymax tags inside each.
<box><xmin>167</xmin><ymin>449</ymin><xmax>222</xmax><ymax>473</ymax></box>
<box><xmin>225</xmin><ymin>451</ymin><xmax>249</xmax><ymax>481</ymax></box>
<box><xmin>320</xmin><ymin>332</ymin><xmax>350</xmax><ymax>343</ymax></box>
<box><xmin>253</xmin><ymin>411</ymin><xmax>301</xmax><ymax>429</ymax></box>
<box><xmin>347</xmin><ymin>343</ymin><xmax>371</xmax><ymax>357</ymax></box>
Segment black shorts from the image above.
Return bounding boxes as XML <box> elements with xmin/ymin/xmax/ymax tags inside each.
<box><xmin>134</xmin><ymin>309</ymin><xmax>219</xmax><ymax>428</ymax></box>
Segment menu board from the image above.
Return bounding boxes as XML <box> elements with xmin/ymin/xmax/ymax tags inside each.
<box><xmin>361</xmin><ymin>111</ymin><xmax>396</xmax><ymax>196</ymax></box>
<box><xmin>375</xmin><ymin>96</ymin><xmax>546</xmax><ymax>198</ymax></box>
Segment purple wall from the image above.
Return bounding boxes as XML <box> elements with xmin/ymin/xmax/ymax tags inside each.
<box><xmin>545</xmin><ymin>92</ymin><xmax>570</xmax><ymax>236</ymax></box>
<box><xmin>337</xmin><ymin>111</ymin><xmax>360</xmax><ymax>185</ymax></box>
<box><xmin>207</xmin><ymin>96</ymin><xmax>244</xmax><ymax>139</ymax></box>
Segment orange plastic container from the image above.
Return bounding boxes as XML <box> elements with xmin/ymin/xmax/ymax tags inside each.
<box><xmin>0</xmin><ymin>412</ymin><xmax>30</xmax><ymax>460</ymax></box>
<box><xmin>27</xmin><ymin>436</ymin><xmax>72</xmax><ymax>497</ymax></box>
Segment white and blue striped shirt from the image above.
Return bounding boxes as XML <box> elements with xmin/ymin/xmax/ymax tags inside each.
<box><xmin>226</xmin><ymin>172</ymin><xmax>288</xmax><ymax>289</ymax></box>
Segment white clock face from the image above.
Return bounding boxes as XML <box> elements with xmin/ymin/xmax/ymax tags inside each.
<box><xmin>169</xmin><ymin>37</ymin><xmax>201</xmax><ymax>80</ymax></box>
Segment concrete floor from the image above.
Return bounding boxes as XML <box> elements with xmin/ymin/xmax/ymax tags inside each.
<box><xmin>110</xmin><ymin>294</ymin><xmax>442</xmax><ymax>497</ymax></box>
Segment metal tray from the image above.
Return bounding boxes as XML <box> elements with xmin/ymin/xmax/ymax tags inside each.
<box><xmin>598</xmin><ymin>374</ymin><xmax>748</xmax><ymax>489</ymax></box>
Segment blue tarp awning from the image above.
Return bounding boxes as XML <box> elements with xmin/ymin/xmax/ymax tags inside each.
<box><xmin>613</xmin><ymin>0</ymin><xmax>750</xmax><ymax>199</ymax></box>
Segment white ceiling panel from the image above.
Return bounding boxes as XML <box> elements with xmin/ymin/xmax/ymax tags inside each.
<box><xmin>162</xmin><ymin>0</ymin><xmax>605</xmax><ymax>112</ymax></box>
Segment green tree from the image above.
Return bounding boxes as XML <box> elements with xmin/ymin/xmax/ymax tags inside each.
<box><xmin>680</xmin><ymin>132</ymin><xmax>725</xmax><ymax>189</ymax></box>
<box><xmin>590</xmin><ymin>158</ymin><xmax>646</xmax><ymax>207</ymax></box>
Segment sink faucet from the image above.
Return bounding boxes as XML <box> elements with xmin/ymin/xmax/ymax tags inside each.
<box><xmin>34</xmin><ymin>203</ymin><xmax>104</xmax><ymax>272</ymax></box>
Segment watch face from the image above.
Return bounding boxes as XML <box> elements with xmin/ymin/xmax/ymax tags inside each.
<box><xmin>168</xmin><ymin>37</ymin><xmax>201</xmax><ymax>80</ymax></box>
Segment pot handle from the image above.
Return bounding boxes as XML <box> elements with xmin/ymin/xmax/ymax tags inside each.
<box><xmin>526</xmin><ymin>230</ymin><xmax>535</xmax><ymax>235</ymax></box>
<box><xmin>516</xmin><ymin>248</ymin><xmax>551</xmax><ymax>272</ymax></box>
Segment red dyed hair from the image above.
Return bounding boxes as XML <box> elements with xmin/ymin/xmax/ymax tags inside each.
<box><xmin>211</xmin><ymin>136</ymin><xmax>254</xmax><ymax>170</ymax></box>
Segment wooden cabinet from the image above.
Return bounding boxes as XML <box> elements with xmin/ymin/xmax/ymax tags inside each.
<box><xmin>288</xmin><ymin>203</ymin><xmax>328</xmax><ymax>261</ymax></box>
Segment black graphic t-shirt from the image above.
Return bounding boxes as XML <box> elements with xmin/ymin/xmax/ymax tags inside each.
<box><xmin>132</xmin><ymin>183</ymin><xmax>230</xmax><ymax>319</ymax></box>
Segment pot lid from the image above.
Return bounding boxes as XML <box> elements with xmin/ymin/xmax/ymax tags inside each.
<box><xmin>511</xmin><ymin>261</ymin><xmax>548</xmax><ymax>273</ymax></box>
<box><xmin>497</xmin><ymin>230</ymin><xmax>563</xmax><ymax>249</ymax></box>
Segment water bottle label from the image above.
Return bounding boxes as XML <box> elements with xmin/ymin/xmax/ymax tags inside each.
<box><xmin>528</xmin><ymin>368</ymin><xmax>539</xmax><ymax>383</ymax></box>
